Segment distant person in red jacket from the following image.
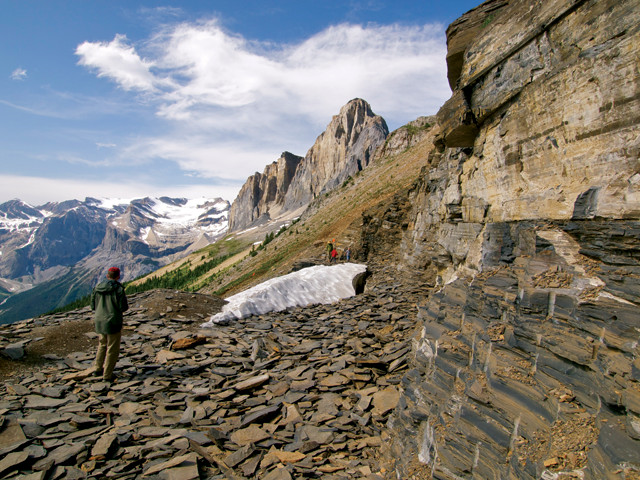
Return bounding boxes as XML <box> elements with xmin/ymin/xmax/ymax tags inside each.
<box><xmin>330</xmin><ymin>248</ymin><xmax>338</xmax><ymax>263</ymax></box>
<box><xmin>91</xmin><ymin>267</ymin><xmax>128</xmax><ymax>382</ymax></box>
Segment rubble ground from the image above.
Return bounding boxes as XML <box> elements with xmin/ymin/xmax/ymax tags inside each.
<box><xmin>0</xmin><ymin>283</ymin><xmax>420</xmax><ymax>479</ymax></box>
<box><xmin>0</xmin><ymin>289</ymin><xmax>227</xmax><ymax>382</ymax></box>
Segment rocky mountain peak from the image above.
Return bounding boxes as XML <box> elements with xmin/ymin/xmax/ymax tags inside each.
<box><xmin>282</xmin><ymin>98</ymin><xmax>388</xmax><ymax>212</ymax></box>
<box><xmin>228</xmin><ymin>98</ymin><xmax>388</xmax><ymax>233</ymax></box>
<box><xmin>0</xmin><ymin>200</ymin><xmax>44</xmax><ymax>222</ymax></box>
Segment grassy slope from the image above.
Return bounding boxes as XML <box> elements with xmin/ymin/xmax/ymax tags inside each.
<box><xmin>124</xmin><ymin>236</ymin><xmax>253</xmax><ymax>293</ymax></box>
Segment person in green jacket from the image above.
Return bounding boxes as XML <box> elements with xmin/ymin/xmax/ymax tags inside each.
<box><xmin>91</xmin><ymin>267</ymin><xmax>128</xmax><ymax>382</ymax></box>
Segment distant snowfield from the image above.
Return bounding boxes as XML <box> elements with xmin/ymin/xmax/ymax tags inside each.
<box><xmin>97</xmin><ymin>197</ymin><xmax>228</xmax><ymax>228</ymax></box>
<box><xmin>203</xmin><ymin>263</ymin><xmax>368</xmax><ymax>326</ymax></box>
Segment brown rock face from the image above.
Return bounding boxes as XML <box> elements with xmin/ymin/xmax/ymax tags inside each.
<box><xmin>436</xmin><ymin>0</ymin><xmax>639</xmax><ymax>222</ymax></box>
<box><xmin>445</xmin><ymin>0</ymin><xmax>509</xmax><ymax>90</ymax></box>
<box><xmin>282</xmin><ymin>98</ymin><xmax>389</xmax><ymax>211</ymax></box>
<box><xmin>354</xmin><ymin>0</ymin><xmax>640</xmax><ymax>477</ymax></box>
<box><xmin>228</xmin><ymin>151</ymin><xmax>303</xmax><ymax>232</ymax></box>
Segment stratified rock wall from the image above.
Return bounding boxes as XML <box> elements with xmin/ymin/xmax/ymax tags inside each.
<box><xmin>373</xmin><ymin>0</ymin><xmax>640</xmax><ymax>477</ymax></box>
<box><xmin>438</xmin><ymin>0</ymin><xmax>640</xmax><ymax>222</ymax></box>
<box><xmin>228</xmin><ymin>151</ymin><xmax>303</xmax><ymax>232</ymax></box>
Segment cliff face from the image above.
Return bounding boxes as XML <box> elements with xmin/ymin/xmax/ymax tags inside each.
<box><xmin>228</xmin><ymin>152</ymin><xmax>303</xmax><ymax>231</ymax></box>
<box><xmin>283</xmin><ymin>98</ymin><xmax>389</xmax><ymax>211</ymax></box>
<box><xmin>228</xmin><ymin>98</ymin><xmax>388</xmax><ymax>232</ymax></box>
<box><xmin>357</xmin><ymin>0</ymin><xmax>640</xmax><ymax>477</ymax></box>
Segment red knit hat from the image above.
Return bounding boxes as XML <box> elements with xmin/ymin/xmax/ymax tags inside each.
<box><xmin>108</xmin><ymin>267</ymin><xmax>120</xmax><ymax>278</ymax></box>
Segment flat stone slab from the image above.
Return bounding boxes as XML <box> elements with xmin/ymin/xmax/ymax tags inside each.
<box><xmin>372</xmin><ymin>386</ymin><xmax>400</xmax><ymax>415</ymax></box>
<box><xmin>0</xmin><ymin>418</ymin><xmax>27</xmax><ymax>449</ymax></box>
<box><xmin>233</xmin><ymin>374</ymin><xmax>270</xmax><ymax>391</ymax></box>
<box><xmin>0</xmin><ymin>451</ymin><xmax>29</xmax><ymax>477</ymax></box>
<box><xmin>143</xmin><ymin>452</ymin><xmax>198</xmax><ymax>477</ymax></box>
<box><xmin>230</xmin><ymin>425</ymin><xmax>270</xmax><ymax>446</ymax></box>
<box><xmin>24</xmin><ymin>395</ymin><xmax>70</xmax><ymax>410</ymax></box>
<box><xmin>32</xmin><ymin>443</ymin><xmax>85</xmax><ymax>470</ymax></box>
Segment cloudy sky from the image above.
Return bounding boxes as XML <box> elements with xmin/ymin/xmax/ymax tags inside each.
<box><xmin>1</xmin><ymin>0</ymin><xmax>480</xmax><ymax>205</ymax></box>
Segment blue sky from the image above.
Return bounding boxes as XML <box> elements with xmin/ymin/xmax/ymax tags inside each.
<box><xmin>1</xmin><ymin>0</ymin><xmax>481</xmax><ymax>205</ymax></box>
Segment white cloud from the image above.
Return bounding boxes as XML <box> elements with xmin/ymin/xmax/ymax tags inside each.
<box><xmin>76</xmin><ymin>34</ymin><xmax>158</xmax><ymax>91</ymax></box>
<box><xmin>10</xmin><ymin>68</ymin><xmax>27</xmax><ymax>80</ymax></box>
<box><xmin>76</xmin><ymin>20</ymin><xmax>449</xmax><ymax>125</ymax></box>
<box><xmin>0</xmin><ymin>174</ymin><xmax>240</xmax><ymax>205</ymax></box>
<box><xmin>0</xmin><ymin>99</ymin><xmax>68</xmax><ymax>118</ymax></box>
<box><xmin>75</xmin><ymin>20</ymin><xmax>451</xmax><ymax>184</ymax></box>
<box><xmin>138</xmin><ymin>6</ymin><xmax>183</xmax><ymax>19</ymax></box>
<box><xmin>96</xmin><ymin>142</ymin><xmax>117</xmax><ymax>149</ymax></box>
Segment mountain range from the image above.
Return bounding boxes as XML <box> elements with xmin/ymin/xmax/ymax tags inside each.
<box><xmin>0</xmin><ymin>196</ymin><xmax>229</xmax><ymax>323</ymax></box>
<box><xmin>228</xmin><ymin>98</ymin><xmax>388</xmax><ymax>232</ymax></box>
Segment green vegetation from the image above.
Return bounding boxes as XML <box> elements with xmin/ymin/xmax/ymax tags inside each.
<box><xmin>1</xmin><ymin>269</ymin><xmax>94</xmax><ymax>324</ymax></box>
<box><xmin>214</xmin><ymin>250</ymin><xmax>285</xmax><ymax>297</ymax></box>
<box><xmin>45</xmin><ymin>293</ymin><xmax>92</xmax><ymax>316</ymax></box>
<box><xmin>125</xmin><ymin>252</ymin><xmax>235</xmax><ymax>295</ymax></box>
<box><xmin>405</xmin><ymin>122</ymin><xmax>431</xmax><ymax>137</ymax></box>
<box><xmin>481</xmin><ymin>13</ymin><xmax>495</xmax><ymax>28</ymax></box>
<box><xmin>250</xmin><ymin>219</ymin><xmax>300</xmax><ymax>257</ymax></box>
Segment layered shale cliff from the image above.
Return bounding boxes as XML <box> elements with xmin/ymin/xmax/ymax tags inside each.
<box><xmin>228</xmin><ymin>98</ymin><xmax>388</xmax><ymax>232</ymax></box>
<box><xmin>356</xmin><ymin>0</ymin><xmax>640</xmax><ymax>477</ymax></box>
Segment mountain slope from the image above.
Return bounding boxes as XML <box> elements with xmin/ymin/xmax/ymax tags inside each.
<box><xmin>111</xmin><ymin>113</ymin><xmax>434</xmax><ymax>304</ymax></box>
<box><xmin>199</xmin><ymin>115</ymin><xmax>436</xmax><ymax>298</ymax></box>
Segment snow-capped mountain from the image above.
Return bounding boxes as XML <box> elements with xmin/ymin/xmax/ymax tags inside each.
<box><xmin>0</xmin><ymin>196</ymin><xmax>229</xmax><ymax>324</ymax></box>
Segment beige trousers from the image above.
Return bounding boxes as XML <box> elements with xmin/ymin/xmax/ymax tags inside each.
<box><xmin>95</xmin><ymin>331</ymin><xmax>122</xmax><ymax>380</ymax></box>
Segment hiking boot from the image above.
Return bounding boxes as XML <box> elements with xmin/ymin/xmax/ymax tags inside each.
<box><xmin>93</xmin><ymin>369</ymin><xmax>104</xmax><ymax>377</ymax></box>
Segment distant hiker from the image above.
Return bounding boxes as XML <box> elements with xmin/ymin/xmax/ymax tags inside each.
<box><xmin>326</xmin><ymin>241</ymin><xmax>333</xmax><ymax>261</ymax></box>
<box><xmin>91</xmin><ymin>267</ymin><xmax>128</xmax><ymax>382</ymax></box>
<box><xmin>330</xmin><ymin>248</ymin><xmax>338</xmax><ymax>263</ymax></box>
<box><xmin>345</xmin><ymin>247</ymin><xmax>351</xmax><ymax>262</ymax></box>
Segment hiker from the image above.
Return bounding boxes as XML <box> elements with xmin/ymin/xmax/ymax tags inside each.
<box><xmin>330</xmin><ymin>247</ymin><xmax>338</xmax><ymax>263</ymax></box>
<box><xmin>326</xmin><ymin>241</ymin><xmax>333</xmax><ymax>261</ymax></box>
<box><xmin>91</xmin><ymin>267</ymin><xmax>128</xmax><ymax>382</ymax></box>
<box><xmin>345</xmin><ymin>247</ymin><xmax>351</xmax><ymax>262</ymax></box>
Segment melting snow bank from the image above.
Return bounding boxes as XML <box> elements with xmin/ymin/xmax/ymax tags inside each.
<box><xmin>202</xmin><ymin>263</ymin><xmax>368</xmax><ymax>326</ymax></box>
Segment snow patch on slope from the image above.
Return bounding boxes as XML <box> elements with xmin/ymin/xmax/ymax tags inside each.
<box><xmin>203</xmin><ymin>263</ymin><xmax>367</xmax><ymax>326</ymax></box>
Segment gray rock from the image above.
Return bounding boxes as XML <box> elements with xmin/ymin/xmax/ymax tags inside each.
<box><xmin>24</xmin><ymin>395</ymin><xmax>70</xmax><ymax>410</ymax></box>
<box><xmin>32</xmin><ymin>443</ymin><xmax>85</xmax><ymax>470</ymax></box>
<box><xmin>0</xmin><ymin>450</ymin><xmax>29</xmax><ymax>477</ymax></box>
